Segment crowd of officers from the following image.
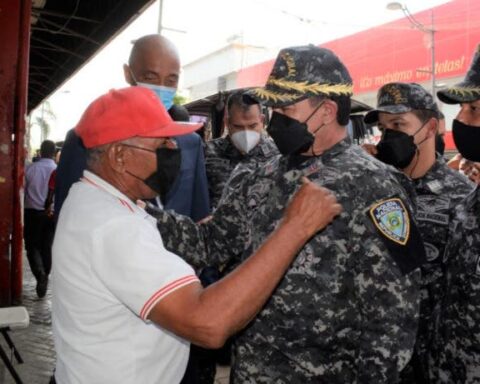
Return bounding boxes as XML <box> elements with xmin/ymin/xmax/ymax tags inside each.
<box><xmin>48</xmin><ymin>33</ymin><xmax>480</xmax><ymax>384</ymax></box>
<box><xmin>147</xmin><ymin>44</ymin><xmax>480</xmax><ymax>383</ymax></box>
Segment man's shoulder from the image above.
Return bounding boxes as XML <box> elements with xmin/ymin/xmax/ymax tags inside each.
<box><xmin>332</xmin><ymin>144</ymin><xmax>408</xmax><ymax>190</ymax></box>
<box><xmin>257</xmin><ymin>136</ymin><xmax>279</xmax><ymax>158</ymax></box>
<box><xmin>205</xmin><ymin>137</ymin><xmax>229</xmax><ymax>153</ymax></box>
<box><xmin>62</xmin><ymin>181</ymin><xmax>142</xmax><ymax>228</ymax></box>
<box><xmin>63</xmin><ymin>128</ymin><xmax>85</xmax><ymax>149</ymax></box>
<box><xmin>174</xmin><ymin>132</ymin><xmax>202</xmax><ymax>149</ymax></box>
<box><xmin>204</xmin><ymin>138</ymin><xmax>233</xmax><ymax>167</ymax></box>
<box><xmin>437</xmin><ymin>160</ymin><xmax>475</xmax><ymax>195</ymax></box>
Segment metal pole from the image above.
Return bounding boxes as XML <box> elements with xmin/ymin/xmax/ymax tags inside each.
<box><xmin>431</xmin><ymin>10</ymin><xmax>436</xmax><ymax>102</ymax></box>
<box><xmin>40</xmin><ymin>102</ymin><xmax>45</xmax><ymax>142</ymax></box>
<box><xmin>158</xmin><ymin>0</ymin><xmax>163</xmax><ymax>35</ymax></box>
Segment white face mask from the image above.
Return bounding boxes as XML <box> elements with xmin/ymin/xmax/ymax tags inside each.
<box><xmin>230</xmin><ymin>130</ymin><xmax>261</xmax><ymax>154</ymax></box>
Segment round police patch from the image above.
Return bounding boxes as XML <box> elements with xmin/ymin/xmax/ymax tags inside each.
<box><xmin>369</xmin><ymin>198</ymin><xmax>410</xmax><ymax>246</ymax></box>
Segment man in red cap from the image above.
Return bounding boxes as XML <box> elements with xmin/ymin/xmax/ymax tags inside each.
<box><xmin>51</xmin><ymin>87</ymin><xmax>341</xmax><ymax>384</ymax></box>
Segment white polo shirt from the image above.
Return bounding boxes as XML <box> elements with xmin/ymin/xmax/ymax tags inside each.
<box><xmin>52</xmin><ymin>170</ymin><xmax>199</xmax><ymax>384</ymax></box>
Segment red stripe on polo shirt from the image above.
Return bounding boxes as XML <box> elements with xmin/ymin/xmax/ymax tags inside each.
<box><xmin>82</xmin><ymin>176</ymin><xmax>134</xmax><ymax>212</ymax></box>
<box><xmin>140</xmin><ymin>275</ymin><xmax>199</xmax><ymax>320</ymax></box>
<box><xmin>118</xmin><ymin>198</ymin><xmax>134</xmax><ymax>212</ymax></box>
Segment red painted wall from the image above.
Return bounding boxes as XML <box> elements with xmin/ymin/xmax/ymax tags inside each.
<box><xmin>0</xmin><ymin>0</ymin><xmax>31</xmax><ymax>305</ymax></box>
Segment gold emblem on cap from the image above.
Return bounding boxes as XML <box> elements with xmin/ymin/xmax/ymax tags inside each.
<box><xmin>446</xmin><ymin>86</ymin><xmax>480</xmax><ymax>96</ymax></box>
<box><xmin>281</xmin><ymin>52</ymin><xmax>297</xmax><ymax>78</ymax></box>
<box><xmin>251</xmin><ymin>88</ymin><xmax>298</xmax><ymax>103</ymax></box>
<box><xmin>268</xmin><ymin>78</ymin><xmax>353</xmax><ymax>95</ymax></box>
<box><xmin>252</xmin><ymin>77</ymin><xmax>353</xmax><ymax>103</ymax></box>
<box><xmin>253</xmin><ymin>79</ymin><xmax>353</xmax><ymax>102</ymax></box>
<box><xmin>383</xmin><ymin>84</ymin><xmax>407</xmax><ymax>104</ymax></box>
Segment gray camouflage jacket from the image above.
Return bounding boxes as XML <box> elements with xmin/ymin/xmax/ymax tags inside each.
<box><xmin>204</xmin><ymin>135</ymin><xmax>278</xmax><ymax>209</ymax></box>
<box><xmin>434</xmin><ymin>187</ymin><xmax>480</xmax><ymax>384</ymax></box>
<box><xmin>148</xmin><ymin>138</ymin><xmax>424</xmax><ymax>383</ymax></box>
<box><xmin>400</xmin><ymin>157</ymin><xmax>474</xmax><ymax>383</ymax></box>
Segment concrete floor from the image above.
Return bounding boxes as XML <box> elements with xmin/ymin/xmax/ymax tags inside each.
<box><xmin>0</xmin><ymin>262</ymin><xmax>55</xmax><ymax>384</ymax></box>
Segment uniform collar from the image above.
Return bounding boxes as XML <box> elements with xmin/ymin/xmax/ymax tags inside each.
<box><xmin>82</xmin><ymin>170</ymin><xmax>139</xmax><ymax>213</ymax></box>
<box><xmin>37</xmin><ymin>158</ymin><xmax>56</xmax><ymax>164</ymax></box>
<box><xmin>286</xmin><ymin>136</ymin><xmax>352</xmax><ymax>170</ymax></box>
<box><xmin>413</xmin><ymin>157</ymin><xmax>446</xmax><ymax>194</ymax></box>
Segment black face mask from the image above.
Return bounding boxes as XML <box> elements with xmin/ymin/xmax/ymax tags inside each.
<box><xmin>452</xmin><ymin>119</ymin><xmax>480</xmax><ymax>162</ymax></box>
<box><xmin>125</xmin><ymin>145</ymin><xmax>182</xmax><ymax>202</ymax></box>
<box><xmin>376</xmin><ymin>129</ymin><xmax>417</xmax><ymax>169</ymax></box>
<box><xmin>267</xmin><ymin>101</ymin><xmax>325</xmax><ymax>156</ymax></box>
<box><xmin>435</xmin><ymin>134</ymin><xmax>446</xmax><ymax>156</ymax></box>
<box><xmin>267</xmin><ymin>112</ymin><xmax>314</xmax><ymax>155</ymax></box>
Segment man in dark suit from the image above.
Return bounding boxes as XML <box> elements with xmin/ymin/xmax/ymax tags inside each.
<box><xmin>55</xmin><ymin>35</ymin><xmax>210</xmax><ymax>222</ymax></box>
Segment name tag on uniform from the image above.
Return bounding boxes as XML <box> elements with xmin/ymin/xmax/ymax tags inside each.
<box><xmin>205</xmin><ymin>158</ymin><xmax>229</xmax><ymax>167</ymax></box>
<box><xmin>416</xmin><ymin>211</ymin><xmax>449</xmax><ymax>226</ymax></box>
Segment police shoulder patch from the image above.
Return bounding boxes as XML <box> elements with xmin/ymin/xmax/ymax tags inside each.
<box><xmin>369</xmin><ymin>198</ymin><xmax>410</xmax><ymax>246</ymax></box>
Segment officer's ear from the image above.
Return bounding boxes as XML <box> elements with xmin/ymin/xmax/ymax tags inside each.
<box><xmin>425</xmin><ymin>118</ymin><xmax>438</xmax><ymax>139</ymax></box>
<box><xmin>322</xmin><ymin>99</ymin><xmax>338</xmax><ymax>125</ymax></box>
<box><xmin>223</xmin><ymin>110</ymin><xmax>230</xmax><ymax>135</ymax></box>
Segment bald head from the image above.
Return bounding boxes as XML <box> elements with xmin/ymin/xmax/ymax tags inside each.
<box><xmin>124</xmin><ymin>34</ymin><xmax>180</xmax><ymax>89</ymax></box>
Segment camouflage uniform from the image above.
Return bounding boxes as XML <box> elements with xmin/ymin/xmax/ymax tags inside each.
<box><xmin>204</xmin><ymin>135</ymin><xmax>278</xmax><ymax>209</ymax></box>
<box><xmin>409</xmin><ymin>159</ymin><xmax>474</xmax><ymax>383</ymax></box>
<box><xmin>365</xmin><ymin>82</ymin><xmax>476</xmax><ymax>383</ymax></box>
<box><xmin>432</xmin><ymin>44</ymin><xmax>480</xmax><ymax>384</ymax></box>
<box><xmin>433</xmin><ymin>188</ymin><xmax>480</xmax><ymax>384</ymax></box>
<box><xmin>148</xmin><ymin>137</ymin><xmax>424</xmax><ymax>383</ymax></box>
<box><xmin>147</xmin><ymin>45</ymin><xmax>425</xmax><ymax>383</ymax></box>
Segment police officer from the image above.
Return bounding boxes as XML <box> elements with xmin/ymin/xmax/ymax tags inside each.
<box><xmin>148</xmin><ymin>45</ymin><xmax>426</xmax><ymax>383</ymax></box>
<box><xmin>363</xmin><ymin>83</ymin><xmax>474</xmax><ymax>383</ymax></box>
<box><xmin>431</xmin><ymin>44</ymin><xmax>480</xmax><ymax>384</ymax></box>
<box><xmin>204</xmin><ymin>90</ymin><xmax>278</xmax><ymax>210</ymax></box>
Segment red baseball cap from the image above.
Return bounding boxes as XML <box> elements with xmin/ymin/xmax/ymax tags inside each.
<box><xmin>75</xmin><ymin>87</ymin><xmax>202</xmax><ymax>148</ymax></box>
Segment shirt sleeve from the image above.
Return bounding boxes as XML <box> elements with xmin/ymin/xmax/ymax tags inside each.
<box><xmin>146</xmin><ymin>170</ymin><xmax>250</xmax><ymax>271</ymax></box>
<box><xmin>91</xmin><ymin>214</ymin><xmax>199</xmax><ymax>321</ymax></box>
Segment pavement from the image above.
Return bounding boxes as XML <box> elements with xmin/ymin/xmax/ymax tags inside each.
<box><xmin>0</xmin><ymin>258</ymin><xmax>230</xmax><ymax>384</ymax></box>
<box><xmin>0</xmin><ymin>260</ymin><xmax>55</xmax><ymax>384</ymax></box>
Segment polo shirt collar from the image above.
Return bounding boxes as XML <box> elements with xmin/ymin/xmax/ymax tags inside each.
<box><xmin>82</xmin><ymin>170</ymin><xmax>139</xmax><ymax>213</ymax></box>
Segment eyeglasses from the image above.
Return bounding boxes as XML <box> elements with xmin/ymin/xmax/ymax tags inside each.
<box><xmin>121</xmin><ymin>138</ymin><xmax>177</xmax><ymax>153</ymax></box>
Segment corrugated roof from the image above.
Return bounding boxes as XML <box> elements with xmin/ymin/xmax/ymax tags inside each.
<box><xmin>28</xmin><ymin>0</ymin><xmax>155</xmax><ymax>111</ymax></box>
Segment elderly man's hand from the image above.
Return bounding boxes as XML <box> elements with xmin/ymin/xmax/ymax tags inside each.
<box><xmin>283</xmin><ymin>177</ymin><xmax>342</xmax><ymax>239</ymax></box>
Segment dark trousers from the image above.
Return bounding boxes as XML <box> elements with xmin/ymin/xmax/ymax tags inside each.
<box><xmin>24</xmin><ymin>209</ymin><xmax>54</xmax><ymax>282</ymax></box>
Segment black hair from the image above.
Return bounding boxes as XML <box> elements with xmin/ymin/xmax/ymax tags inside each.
<box><xmin>411</xmin><ymin>109</ymin><xmax>439</xmax><ymax>124</ymax></box>
<box><xmin>226</xmin><ymin>91</ymin><xmax>261</xmax><ymax>116</ymax></box>
<box><xmin>168</xmin><ymin>104</ymin><xmax>190</xmax><ymax>122</ymax></box>
<box><xmin>40</xmin><ymin>140</ymin><xmax>56</xmax><ymax>158</ymax></box>
<box><xmin>309</xmin><ymin>95</ymin><xmax>351</xmax><ymax>126</ymax></box>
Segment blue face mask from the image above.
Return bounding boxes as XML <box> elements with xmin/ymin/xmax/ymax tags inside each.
<box><xmin>136</xmin><ymin>82</ymin><xmax>176</xmax><ymax>111</ymax></box>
